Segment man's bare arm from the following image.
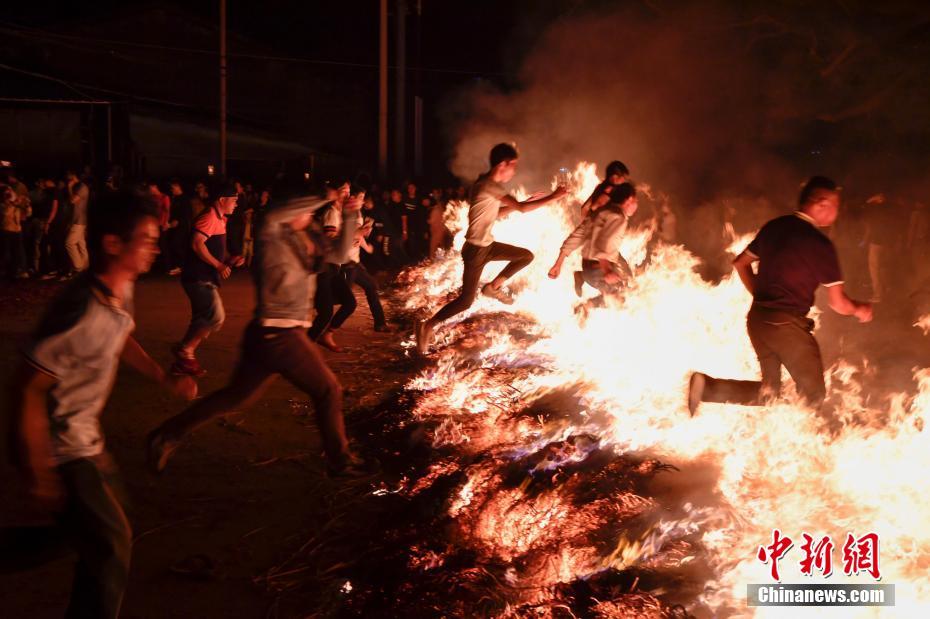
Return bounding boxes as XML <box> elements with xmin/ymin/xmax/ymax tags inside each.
<box><xmin>827</xmin><ymin>284</ymin><xmax>873</xmax><ymax>322</ymax></box>
<box><xmin>733</xmin><ymin>251</ymin><xmax>757</xmax><ymax>295</ymax></box>
<box><xmin>499</xmin><ymin>186</ymin><xmax>568</xmax><ymax>217</ymax></box>
<box><xmin>11</xmin><ymin>363</ymin><xmax>61</xmax><ymax>508</ymax></box>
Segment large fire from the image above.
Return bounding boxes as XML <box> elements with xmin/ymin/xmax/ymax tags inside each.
<box><xmin>389</xmin><ymin>162</ymin><xmax>928</xmax><ymax>617</ymax></box>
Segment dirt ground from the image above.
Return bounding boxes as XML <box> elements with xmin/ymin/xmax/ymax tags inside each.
<box><xmin>0</xmin><ymin>272</ymin><xmax>413</xmax><ymax>619</ymax></box>
<box><xmin>1</xmin><ymin>268</ymin><xmax>927</xmax><ymax>618</ymax></box>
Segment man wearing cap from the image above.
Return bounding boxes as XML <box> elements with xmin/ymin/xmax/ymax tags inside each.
<box><xmin>172</xmin><ymin>183</ymin><xmax>243</xmax><ymax>376</ymax></box>
<box><xmin>688</xmin><ymin>176</ymin><xmax>873</xmax><ymax>415</ymax></box>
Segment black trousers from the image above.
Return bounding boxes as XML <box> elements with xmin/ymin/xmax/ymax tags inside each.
<box><xmin>0</xmin><ymin>455</ymin><xmax>132</xmax><ymax>619</ymax></box>
<box><xmin>700</xmin><ymin>305</ymin><xmax>826</xmax><ymax>409</ymax></box>
<box><xmin>431</xmin><ymin>241</ymin><xmax>534</xmax><ymax>323</ymax></box>
<box><xmin>342</xmin><ymin>262</ymin><xmax>386</xmax><ymax>328</ymax></box>
<box><xmin>155</xmin><ymin>322</ymin><xmax>350</xmax><ymax>465</ymax></box>
<box><xmin>309</xmin><ymin>263</ymin><xmax>357</xmax><ymax>338</ymax></box>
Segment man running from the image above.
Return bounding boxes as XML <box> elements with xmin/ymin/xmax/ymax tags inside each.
<box><xmin>147</xmin><ymin>184</ymin><xmax>372</xmax><ymax>477</ymax></box>
<box><xmin>688</xmin><ymin>176</ymin><xmax>873</xmax><ymax>415</ymax></box>
<box><xmin>3</xmin><ymin>191</ymin><xmax>196</xmax><ymax>618</ymax></box>
<box><xmin>172</xmin><ymin>183</ymin><xmax>243</xmax><ymax>376</ymax></box>
<box><xmin>416</xmin><ymin>142</ymin><xmax>566</xmax><ymax>354</ymax></box>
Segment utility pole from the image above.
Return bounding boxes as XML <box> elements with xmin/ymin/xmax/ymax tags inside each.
<box><xmin>413</xmin><ymin>0</ymin><xmax>423</xmax><ymax>177</ymax></box>
<box><xmin>394</xmin><ymin>0</ymin><xmax>406</xmax><ymax>179</ymax></box>
<box><xmin>219</xmin><ymin>0</ymin><xmax>228</xmax><ymax>177</ymax></box>
<box><xmin>378</xmin><ymin>0</ymin><xmax>388</xmax><ymax>179</ymax></box>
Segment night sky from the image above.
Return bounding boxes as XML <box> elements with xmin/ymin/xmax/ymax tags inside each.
<box><xmin>3</xmin><ymin>1</ymin><xmax>930</xmax><ymax>193</ymax></box>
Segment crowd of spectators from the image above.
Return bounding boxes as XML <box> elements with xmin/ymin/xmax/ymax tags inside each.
<box><xmin>0</xmin><ymin>165</ymin><xmax>467</xmax><ymax>282</ymax></box>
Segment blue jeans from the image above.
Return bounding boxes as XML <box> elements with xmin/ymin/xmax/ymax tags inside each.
<box><xmin>182</xmin><ymin>281</ymin><xmax>225</xmax><ymax>334</ymax></box>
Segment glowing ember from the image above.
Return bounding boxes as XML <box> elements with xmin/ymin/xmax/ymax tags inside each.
<box><xmin>395</xmin><ymin>162</ymin><xmax>930</xmax><ymax>616</ymax></box>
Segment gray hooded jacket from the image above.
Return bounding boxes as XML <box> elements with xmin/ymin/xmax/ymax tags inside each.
<box><xmin>253</xmin><ymin>197</ymin><xmax>360</xmax><ymax>324</ymax></box>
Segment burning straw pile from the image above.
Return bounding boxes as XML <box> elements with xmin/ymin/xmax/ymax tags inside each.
<box><xmin>269</xmin><ymin>164</ymin><xmax>930</xmax><ymax>618</ymax></box>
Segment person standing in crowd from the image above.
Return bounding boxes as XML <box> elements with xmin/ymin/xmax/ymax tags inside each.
<box><xmin>147</xmin><ymin>183</ymin><xmax>373</xmax><ymax>478</ymax></box>
<box><xmin>387</xmin><ymin>187</ymin><xmax>409</xmax><ymax>263</ymax></box>
<box><xmin>307</xmin><ymin>183</ymin><xmax>360</xmax><ymax>352</ymax></box>
<box><xmin>416</xmin><ymin>142</ymin><xmax>567</xmax><ymax>354</ymax></box>
<box><xmin>688</xmin><ymin>177</ymin><xmax>873</xmax><ymax>416</ymax></box>
<box><xmin>1</xmin><ymin>184</ymin><xmax>30</xmax><ymax>279</ymax></box>
<box><xmin>863</xmin><ymin>193</ymin><xmax>896</xmax><ymax>303</ymax></box>
<box><xmin>28</xmin><ymin>179</ymin><xmax>59</xmax><ymax>277</ymax></box>
<box><xmin>428</xmin><ymin>187</ymin><xmax>450</xmax><ymax>260</ymax></box>
<box><xmin>548</xmin><ymin>182</ymin><xmax>638</xmax><ymax>301</ymax></box>
<box><xmin>1</xmin><ymin>190</ymin><xmax>196</xmax><ymax>619</ymax></box>
<box><xmin>64</xmin><ymin>171</ymin><xmax>90</xmax><ymax>278</ymax></box>
<box><xmin>172</xmin><ymin>184</ymin><xmax>243</xmax><ymax>377</ymax></box>
<box><xmin>359</xmin><ymin>193</ymin><xmax>389</xmax><ymax>272</ymax></box>
<box><xmin>403</xmin><ymin>181</ymin><xmax>429</xmax><ymax>262</ymax></box>
<box><xmin>241</xmin><ymin>207</ymin><xmax>255</xmax><ymax>268</ymax></box>
<box><xmin>147</xmin><ymin>182</ymin><xmax>172</xmax><ymax>272</ymax></box>
<box><xmin>166</xmin><ymin>179</ymin><xmax>193</xmax><ymax>276</ymax></box>
<box><xmin>225</xmin><ymin>179</ymin><xmax>247</xmax><ymax>258</ymax></box>
<box><xmin>190</xmin><ymin>181</ymin><xmax>210</xmax><ymax>219</ymax></box>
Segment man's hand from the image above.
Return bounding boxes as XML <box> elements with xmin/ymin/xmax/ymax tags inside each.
<box><xmin>216</xmin><ymin>264</ymin><xmax>232</xmax><ymax>279</ymax></box>
<box><xmin>344</xmin><ymin>195</ymin><xmax>364</xmax><ymax>212</ymax></box>
<box><xmin>228</xmin><ymin>255</ymin><xmax>246</xmax><ymax>268</ymax></box>
<box><xmin>854</xmin><ymin>303</ymin><xmax>874</xmax><ymax>323</ymax></box>
<box><xmin>548</xmin><ymin>263</ymin><xmax>561</xmax><ymax>279</ymax></box>
<box><xmin>550</xmin><ymin>185</ymin><xmax>569</xmax><ymax>201</ymax></box>
<box><xmin>27</xmin><ymin>468</ymin><xmax>64</xmax><ymax>512</ymax></box>
<box><xmin>165</xmin><ymin>374</ymin><xmax>198</xmax><ymax>400</ymax></box>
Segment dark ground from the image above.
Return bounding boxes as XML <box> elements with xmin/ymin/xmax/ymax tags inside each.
<box><xmin>0</xmin><ymin>268</ymin><xmax>927</xmax><ymax>618</ymax></box>
<box><xmin>0</xmin><ymin>272</ymin><xmax>413</xmax><ymax>619</ymax></box>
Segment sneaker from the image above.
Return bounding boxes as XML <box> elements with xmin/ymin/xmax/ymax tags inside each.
<box><xmin>481</xmin><ymin>283</ymin><xmax>514</xmax><ymax>305</ymax></box>
<box><xmin>57</xmin><ymin>272</ymin><xmax>74</xmax><ymax>281</ymax></box>
<box><xmin>317</xmin><ymin>330</ymin><xmax>344</xmax><ymax>353</ymax></box>
<box><xmin>14</xmin><ymin>271</ymin><xmax>29</xmax><ymax>280</ymax></box>
<box><xmin>326</xmin><ymin>452</ymin><xmax>380</xmax><ymax>479</ymax></box>
<box><xmin>688</xmin><ymin>372</ymin><xmax>706</xmax><ymax>417</ymax></box>
<box><xmin>39</xmin><ymin>272</ymin><xmax>57</xmax><ymax>280</ymax></box>
<box><xmin>167</xmin><ymin>267</ymin><xmax>182</xmax><ymax>276</ymax></box>
<box><xmin>146</xmin><ymin>430</ymin><xmax>179</xmax><ymax>474</ymax></box>
<box><xmin>415</xmin><ymin>320</ymin><xmax>434</xmax><ymax>355</ymax></box>
<box><xmin>573</xmin><ymin>271</ymin><xmax>584</xmax><ymax>297</ymax></box>
<box><xmin>171</xmin><ymin>356</ymin><xmax>207</xmax><ymax>377</ymax></box>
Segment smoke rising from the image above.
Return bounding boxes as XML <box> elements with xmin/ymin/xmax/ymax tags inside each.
<box><xmin>443</xmin><ymin>2</ymin><xmax>930</xmax><ymax>208</ymax></box>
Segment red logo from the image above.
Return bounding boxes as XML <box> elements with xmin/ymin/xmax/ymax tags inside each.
<box><xmin>758</xmin><ymin>531</ymin><xmax>881</xmax><ymax>581</ymax></box>
<box><xmin>842</xmin><ymin>532</ymin><xmax>881</xmax><ymax>580</ymax></box>
<box><xmin>757</xmin><ymin>529</ymin><xmax>794</xmax><ymax>581</ymax></box>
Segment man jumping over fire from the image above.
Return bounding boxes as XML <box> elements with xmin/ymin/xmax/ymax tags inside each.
<box><xmin>415</xmin><ymin>142</ymin><xmax>567</xmax><ymax>355</ymax></box>
<box><xmin>688</xmin><ymin>176</ymin><xmax>873</xmax><ymax>415</ymax></box>
<box><xmin>548</xmin><ymin>182</ymin><xmax>638</xmax><ymax>301</ymax></box>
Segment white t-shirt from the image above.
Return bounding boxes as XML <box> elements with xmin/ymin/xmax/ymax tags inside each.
<box><xmin>24</xmin><ymin>277</ymin><xmax>135</xmax><ymax>464</ymax></box>
<box><xmin>465</xmin><ymin>174</ymin><xmax>510</xmax><ymax>247</ymax></box>
<box><xmin>323</xmin><ymin>206</ymin><xmax>364</xmax><ymax>263</ymax></box>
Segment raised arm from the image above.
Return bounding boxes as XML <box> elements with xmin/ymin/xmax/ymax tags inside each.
<box><xmin>499</xmin><ymin>185</ymin><xmax>568</xmax><ymax>217</ymax></box>
<box><xmin>548</xmin><ymin>218</ymin><xmax>592</xmax><ymax>279</ymax></box>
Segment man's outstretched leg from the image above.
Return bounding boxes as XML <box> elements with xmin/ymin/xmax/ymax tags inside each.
<box><xmin>148</xmin><ymin>345</ymin><xmax>274</xmax><ymax>472</ymax></box>
<box><xmin>480</xmin><ymin>242</ymin><xmax>534</xmax><ymax>305</ymax></box>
